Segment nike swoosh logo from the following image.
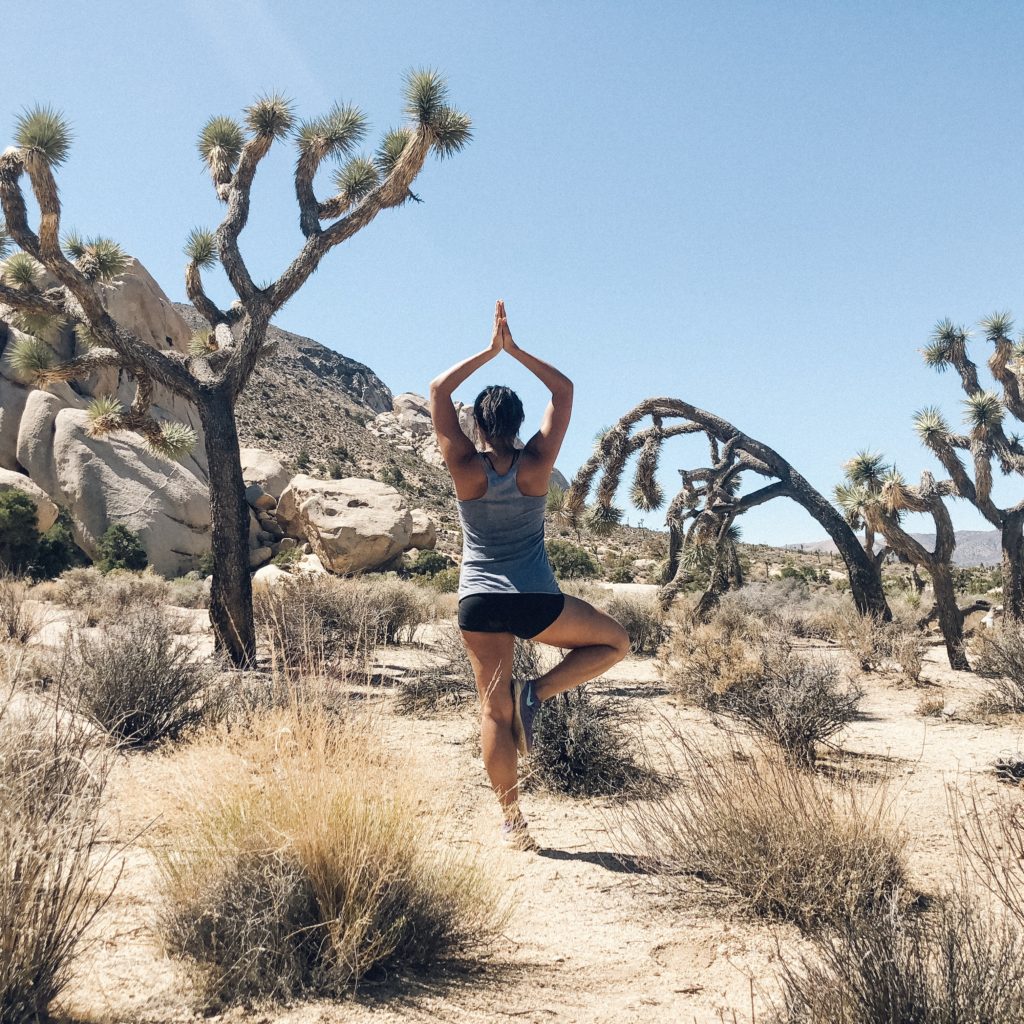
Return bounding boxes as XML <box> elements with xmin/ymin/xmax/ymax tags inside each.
<box><xmin>526</xmin><ymin>689</ymin><xmax>536</xmax><ymax>707</ymax></box>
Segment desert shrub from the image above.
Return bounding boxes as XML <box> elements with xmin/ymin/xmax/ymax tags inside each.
<box><xmin>0</xmin><ymin>490</ymin><xmax>39</xmax><ymax>573</ymax></box>
<box><xmin>425</xmin><ymin>566</ymin><xmax>460</xmax><ymax>592</ymax></box>
<box><xmin>956</xmin><ymin>787</ymin><xmax>1024</xmax><ymax>931</ymax></box>
<box><xmin>708</xmin><ymin>637</ymin><xmax>863</xmax><ymax>767</ymax></box>
<box><xmin>380</xmin><ymin>462</ymin><xmax>405</xmax><ymax>488</ymax></box>
<box><xmin>546</xmin><ymin>540</ymin><xmax>598</xmax><ymax>580</ymax></box>
<box><xmin>395</xmin><ymin>623</ymin><xmax>475</xmax><ymax>715</ymax></box>
<box><xmin>771</xmin><ymin>895</ymin><xmax>1024</xmax><ymax>1023</ymax></box>
<box><xmin>30</xmin><ymin>509</ymin><xmax>87</xmax><ymax>580</ymax></box>
<box><xmin>974</xmin><ymin>625</ymin><xmax>1024</xmax><ymax>712</ymax></box>
<box><xmin>715</xmin><ymin>579</ymin><xmax>845</xmax><ymax>639</ymax></box>
<box><xmin>270</xmin><ymin>546</ymin><xmax>303</xmax><ymax>569</ymax></box>
<box><xmin>157</xmin><ymin>710</ymin><xmax>504</xmax><ymax>1002</ymax></box>
<box><xmin>0</xmin><ymin>571</ymin><xmax>39</xmax><ymax>644</ymax></box>
<box><xmin>526</xmin><ymin>682</ymin><xmax>651</xmax><ymax>797</ymax></box>
<box><xmin>0</xmin><ymin>683</ymin><xmax>115</xmax><ymax>1022</ymax></box>
<box><xmin>256</xmin><ymin>575</ymin><xmax>431</xmax><ymax>670</ymax></box>
<box><xmin>55</xmin><ymin>567</ymin><xmax>171</xmax><ymax>626</ymax></box>
<box><xmin>622</xmin><ymin>740</ymin><xmax>907</xmax><ymax>931</ymax></box>
<box><xmin>915</xmin><ymin>693</ymin><xmax>946</xmax><ymax>718</ymax></box>
<box><xmin>658</xmin><ymin>616</ymin><xmax>763</xmax><ymax>699</ymax></box>
<box><xmin>407</xmin><ymin>548</ymin><xmax>451</xmax><ymax>577</ymax></box>
<box><xmin>167</xmin><ymin>572</ymin><xmax>210</xmax><ymax>610</ymax></box>
<box><xmin>73</xmin><ymin>606</ymin><xmax>215</xmax><ymax>746</ymax></box>
<box><xmin>828</xmin><ymin>602</ymin><xmax>925</xmax><ymax>676</ymax></box>
<box><xmin>607</xmin><ymin>565</ymin><xmax>634</xmax><ymax>584</ymax></box>
<box><xmin>95</xmin><ymin>523</ymin><xmax>148</xmax><ymax>573</ymax></box>
<box><xmin>603</xmin><ymin>593</ymin><xmax>666</xmax><ymax>655</ymax></box>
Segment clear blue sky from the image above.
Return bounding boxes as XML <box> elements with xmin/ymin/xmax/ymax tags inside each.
<box><xmin>5</xmin><ymin>1</ymin><xmax>1024</xmax><ymax>544</ymax></box>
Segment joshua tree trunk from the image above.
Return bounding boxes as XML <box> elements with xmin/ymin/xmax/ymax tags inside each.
<box><xmin>198</xmin><ymin>390</ymin><xmax>255</xmax><ymax>667</ymax></box>
<box><xmin>1002</xmin><ymin>513</ymin><xmax>1024</xmax><ymax>623</ymax></box>
<box><xmin>930</xmin><ymin>562</ymin><xmax>968</xmax><ymax>670</ymax></box>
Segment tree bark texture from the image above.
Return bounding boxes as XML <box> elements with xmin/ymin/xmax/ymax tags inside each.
<box><xmin>198</xmin><ymin>388</ymin><xmax>256</xmax><ymax>667</ymax></box>
<box><xmin>930</xmin><ymin>562</ymin><xmax>969</xmax><ymax>671</ymax></box>
<box><xmin>1002</xmin><ymin>513</ymin><xmax>1024</xmax><ymax>624</ymax></box>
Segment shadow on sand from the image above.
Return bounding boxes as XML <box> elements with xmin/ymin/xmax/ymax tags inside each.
<box><xmin>536</xmin><ymin>848</ymin><xmax>651</xmax><ymax>874</ymax></box>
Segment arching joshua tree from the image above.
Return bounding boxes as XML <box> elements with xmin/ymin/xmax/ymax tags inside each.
<box><xmin>915</xmin><ymin>315</ymin><xmax>1024</xmax><ymax>622</ymax></box>
<box><xmin>568</xmin><ymin>397</ymin><xmax>891</xmax><ymax>622</ymax></box>
<box><xmin>0</xmin><ymin>73</ymin><xmax>471</xmax><ymax>666</ymax></box>
<box><xmin>836</xmin><ymin>454</ymin><xmax>968</xmax><ymax>670</ymax></box>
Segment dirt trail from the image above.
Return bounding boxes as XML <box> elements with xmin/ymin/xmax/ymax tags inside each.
<box><xmin>63</xmin><ymin>639</ymin><xmax>1024</xmax><ymax>1024</ymax></box>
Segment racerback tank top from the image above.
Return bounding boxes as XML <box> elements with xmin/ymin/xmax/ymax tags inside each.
<box><xmin>456</xmin><ymin>453</ymin><xmax>561</xmax><ymax>599</ymax></box>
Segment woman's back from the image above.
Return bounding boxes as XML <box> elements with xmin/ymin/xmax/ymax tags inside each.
<box><xmin>457</xmin><ymin>453</ymin><xmax>559</xmax><ymax>599</ymax></box>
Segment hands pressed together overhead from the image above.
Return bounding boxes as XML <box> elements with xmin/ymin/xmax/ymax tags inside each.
<box><xmin>490</xmin><ymin>299</ymin><xmax>518</xmax><ymax>354</ymax></box>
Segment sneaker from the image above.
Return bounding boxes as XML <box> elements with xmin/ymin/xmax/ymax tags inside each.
<box><xmin>501</xmin><ymin>818</ymin><xmax>539</xmax><ymax>852</ymax></box>
<box><xmin>511</xmin><ymin>678</ymin><xmax>540</xmax><ymax>756</ymax></box>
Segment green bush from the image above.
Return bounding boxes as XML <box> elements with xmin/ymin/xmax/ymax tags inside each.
<box><xmin>31</xmin><ymin>509</ymin><xmax>88</xmax><ymax>580</ymax></box>
<box><xmin>0</xmin><ymin>491</ymin><xmax>40</xmax><ymax>573</ymax></box>
<box><xmin>407</xmin><ymin>549</ymin><xmax>451</xmax><ymax>577</ymax></box>
<box><xmin>95</xmin><ymin>524</ymin><xmax>147</xmax><ymax>573</ymax></box>
<box><xmin>427</xmin><ymin>567</ymin><xmax>460</xmax><ymax>593</ymax></box>
<box><xmin>380</xmin><ymin>463</ymin><xmax>405</xmax><ymax>489</ymax></box>
<box><xmin>546</xmin><ymin>540</ymin><xmax>598</xmax><ymax>580</ymax></box>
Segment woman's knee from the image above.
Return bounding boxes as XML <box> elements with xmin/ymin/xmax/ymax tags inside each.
<box><xmin>609</xmin><ymin>622</ymin><xmax>630</xmax><ymax>662</ymax></box>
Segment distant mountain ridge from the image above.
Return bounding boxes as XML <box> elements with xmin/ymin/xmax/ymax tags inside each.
<box><xmin>788</xmin><ymin>530</ymin><xmax>1003</xmax><ymax>566</ymax></box>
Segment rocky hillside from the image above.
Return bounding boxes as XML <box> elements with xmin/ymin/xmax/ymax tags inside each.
<box><xmin>174</xmin><ymin>304</ymin><xmax>459</xmax><ymax>529</ymax></box>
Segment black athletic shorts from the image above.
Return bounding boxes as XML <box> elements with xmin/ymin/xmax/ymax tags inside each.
<box><xmin>458</xmin><ymin>592</ymin><xmax>566</xmax><ymax>639</ymax></box>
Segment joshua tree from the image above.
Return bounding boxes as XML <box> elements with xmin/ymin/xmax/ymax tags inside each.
<box><xmin>836</xmin><ymin>454</ymin><xmax>968</xmax><ymax>670</ymax></box>
<box><xmin>568</xmin><ymin>397</ymin><xmax>891</xmax><ymax>621</ymax></box>
<box><xmin>0</xmin><ymin>74</ymin><xmax>470</xmax><ymax>666</ymax></box>
<box><xmin>915</xmin><ymin>315</ymin><xmax>1024</xmax><ymax>621</ymax></box>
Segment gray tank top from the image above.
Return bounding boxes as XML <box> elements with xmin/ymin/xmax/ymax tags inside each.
<box><xmin>456</xmin><ymin>453</ymin><xmax>560</xmax><ymax>599</ymax></box>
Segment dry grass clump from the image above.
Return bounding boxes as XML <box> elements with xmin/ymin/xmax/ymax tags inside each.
<box><xmin>0</xmin><ymin>680</ymin><xmax>116</xmax><ymax>1022</ymax></box>
<box><xmin>622</xmin><ymin>739</ymin><xmax>907</xmax><ymax>931</ymax></box>
<box><xmin>915</xmin><ymin>692</ymin><xmax>947</xmax><ymax>718</ymax></box>
<box><xmin>715</xmin><ymin>580</ymin><xmax>848</xmax><ymax>640</ymax></box>
<box><xmin>829</xmin><ymin>603</ymin><xmax>925</xmax><ymax>680</ymax></box>
<box><xmin>771</xmin><ymin>894</ymin><xmax>1024</xmax><ymax>1023</ymax></box>
<box><xmin>256</xmin><ymin>575</ymin><xmax>432</xmax><ymax>670</ymax></box>
<box><xmin>663</xmin><ymin>626</ymin><xmax>862</xmax><ymax>766</ymax></box>
<box><xmin>167</xmin><ymin>573</ymin><xmax>210</xmax><ymax>609</ymax></box>
<box><xmin>157</xmin><ymin>708</ymin><xmax>504</xmax><ymax>1003</ymax></box>
<box><xmin>73</xmin><ymin>606</ymin><xmax>216</xmax><ymax>746</ymax></box>
<box><xmin>394</xmin><ymin>623</ymin><xmax>475</xmax><ymax>715</ymax></box>
<box><xmin>527</xmin><ymin>683</ymin><xmax>652</xmax><ymax>797</ymax></box>
<box><xmin>54</xmin><ymin>566</ymin><xmax>171</xmax><ymax>625</ymax></box>
<box><xmin>603</xmin><ymin>593</ymin><xmax>666</xmax><ymax>655</ymax></box>
<box><xmin>973</xmin><ymin>625</ymin><xmax>1024</xmax><ymax>712</ymax></box>
<box><xmin>709</xmin><ymin>639</ymin><xmax>863</xmax><ymax>767</ymax></box>
<box><xmin>0</xmin><ymin>570</ymin><xmax>39</xmax><ymax>644</ymax></box>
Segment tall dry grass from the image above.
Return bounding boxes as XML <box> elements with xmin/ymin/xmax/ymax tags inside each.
<box><xmin>620</xmin><ymin>735</ymin><xmax>907</xmax><ymax>931</ymax></box>
<box><xmin>0</xmin><ymin>570</ymin><xmax>39</xmax><ymax>644</ymax></box>
<box><xmin>0</xmin><ymin>668</ymin><xmax>117</xmax><ymax>1022</ymax></box>
<box><xmin>255</xmin><ymin>575</ymin><xmax>432</xmax><ymax>671</ymax></box>
<box><xmin>157</xmin><ymin>706</ymin><xmax>505</xmax><ymax>1002</ymax></box>
<box><xmin>771</xmin><ymin>894</ymin><xmax>1024</xmax><ymax>1023</ymax></box>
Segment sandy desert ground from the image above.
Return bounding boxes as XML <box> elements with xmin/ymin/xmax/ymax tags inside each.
<box><xmin>15</xmin><ymin>596</ymin><xmax>1023</xmax><ymax>1024</ymax></box>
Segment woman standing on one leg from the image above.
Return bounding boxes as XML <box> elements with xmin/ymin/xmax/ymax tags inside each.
<box><xmin>429</xmin><ymin>300</ymin><xmax>629</xmax><ymax>851</ymax></box>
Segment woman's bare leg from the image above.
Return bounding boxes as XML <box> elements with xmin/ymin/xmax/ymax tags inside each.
<box><xmin>460</xmin><ymin>629</ymin><xmax>520</xmax><ymax>814</ymax></box>
<box><xmin>530</xmin><ymin>595</ymin><xmax>630</xmax><ymax>700</ymax></box>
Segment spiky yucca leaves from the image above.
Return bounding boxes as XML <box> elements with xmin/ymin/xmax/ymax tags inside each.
<box><xmin>965</xmin><ymin>391</ymin><xmax>1005</xmax><ymax>432</ymax></box>
<box><xmin>5</xmin><ymin>334</ymin><xmax>54</xmax><ymax>382</ymax></box>
<box><xmin>879</xmin><ymin>469</ymin><xmax>915</xmax><ymax>515</ymax></box>
<box><xmin>923</xmin><ymin>318</ymin><xmax>970</xmax><ymax>371</ymax></box>
<box><xmin>14</xmin><ymin>105</ymin><xmax>73</xmax><ymax>167</ymax></box>
<box><xmin>376</xmin><ymin>128</ymin><xmax>413</xmax><ymax>176</ymax></box>
<box><xmin>295</xmin><ymin>103</ymin><xmax>367</xmax><ymax>160</ymax></box>
<box><xmin>86</xmin><ymin>395</ymin><xmax>124</xmax><ymax>436</ymax></box>
<box><xmin>62</xmin><ymin>234</ymin><xmax>130</xmax><ymax>282</ymax></box>
<box><xmin>834</xmin><ymin>480</ymin><xmax>872</xmax><ymax>529</ymax></box>
<box><xmin>914</xmin><ymin>406</ymin><xmax>950</xmax><ymax>446</ymax></box>
<box><xmin>331</xmin><ymin>157</ymin><xmax>380</xmax><ymax>206</ymax></box>
<box><xmin>1</xmin><ymin>252</ymin><xmax>42</xmax><ymax>289</ymax></box>
<box><xmin>188</xmin><ymin>332</ymin><xmax>216</xmax><ymax>357</ymax></box>
<box><xmin>843</xmin><ymin>450</ymin><xmax>889</xmax><ymax>488</ymax></box>
<box><xmin>197</xmin><ymin>116</ymin><xmax>245</xmax><ymax>184</ymax></box>
<box><xmin>630</xmin><ymin>435</ymin><xmax>665</xmax><ymax>512</ymax></box>
<box><xmin>585</xmin><ymin>503</ymin><xmax>624</xmax><ymax>536</ymax></box>
<box><xmin>982</xmin><ymin>311</ymin><xmax>1014</xmax><ymax>342</ymax></box>
<box><xmin>148</xmin><ymin>421</ymin><xmax>197</xmax><ymax>460</ymax></box>
<box><xmin>0</xmin><ymin>223</ymin><xmax>11</xmax><ymax>259</ymax></box>
<box><xmin>244</xmin><ymin>93</ymin><xmax>295</xmax><ymax>140</ymax></box>
<box><xmin>402</xmin><ymin>69</ymin><xmax>472</xmax><ymax>158</ymax></box>
<box><xmin>184</xmin><ymin>228</ymin><xmax>218</xmax><ymax>268</ymax></box>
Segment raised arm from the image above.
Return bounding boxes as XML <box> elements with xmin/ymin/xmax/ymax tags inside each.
<box><xmin>501</xmin><ymin>304</ymin><xmax>573</xmax><ymax>468</ymax></box>
<box><xmin>429</xmin><ymin>300</ymin><xmax>503</xmax><ymax>471</ymax></box>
